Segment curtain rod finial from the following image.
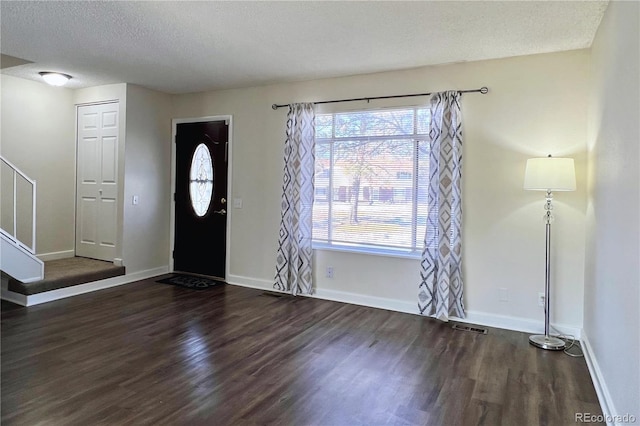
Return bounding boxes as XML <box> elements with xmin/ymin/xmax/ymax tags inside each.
<box><xmin>480</xmin><ymin>87</ymin><xmax>489</xmax><ymax>94</ymax></box>
<box><xmin>271</xmin><ymin>104</ymin><xmax>278</xmax><ymax>110</ymax></box>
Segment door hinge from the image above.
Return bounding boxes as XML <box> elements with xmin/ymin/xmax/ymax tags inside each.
<box><xmin>172</xmin><ymin>250</ymin><xmax>175</xmax><ymax>259</ymax></box>
<box><xmin>173</xmin><ymin>193</ymin><xmax>176</xmax><ymax>202</ymax></box>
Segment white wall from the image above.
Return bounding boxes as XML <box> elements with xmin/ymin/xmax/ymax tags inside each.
<box><xmin>123</xmin><ymin>84</ymin><xmax>172</xmax><ymax>273</ymax></box>
<box><xmin>1</xmin><ymin>75</ymin><xmax>75</xmax><ymax>256</ymax></box>
<box><xmin>585</xmin><ymin>0</ymin><xmax>640</xmax><ymax>420</ymax></box>
<box><xmin>172</xmin><ymin>50</ymin><xmax>590</xmax><ymax>333</ymax></box>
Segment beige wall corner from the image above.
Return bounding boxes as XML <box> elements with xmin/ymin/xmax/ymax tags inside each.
<box><xmin>123</xmin><ymin>84</ymin><xmax>172</xmax><ymax>273</ymax></box>
<box><xmin>584</xmin><ymin>0</ymin><xmax>640</xmax><ymax>420</ymax></box>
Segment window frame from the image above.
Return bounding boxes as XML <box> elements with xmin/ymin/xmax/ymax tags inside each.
<box><xmin>189</xmin><ymin>143</ymin><xmax>214</xmax><ymax>217</ymax></box>
<box><xmin>312</xmin><ymin>105</ymin><xmax>430</xmax><ymax>259</ymax></box>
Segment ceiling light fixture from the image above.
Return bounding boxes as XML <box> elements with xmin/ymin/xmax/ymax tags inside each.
<box><xmin>39</xmin><ymin>72</ymin><xmax>72</xmax><ymax>86</ymax></box>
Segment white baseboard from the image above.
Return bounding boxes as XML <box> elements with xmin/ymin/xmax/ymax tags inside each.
<box><xmin>226</xmin><ymin>274</ymin><xmax>273</xmax><ymax>291</ymax></box>
<box><xmin>37</xmin><ymin>250</ymin><xmax>75</xmax><ymax>262</ymax></box>
<box><xmin>2</xmin><ymin>266</ymin><xmax>169</xmax><ymax>307</ymax></box>
<box><xmin>581</xmin><ymin>330</ymin><xmax>617</xmax><ymax>426</ymax></box>
<box><xmin>455</xmin><ymin>311</ymin><xmax>582</xmax><ymax>339</ymax></box>
<box><xmin>315</xmin><ymin>286</ymin><xmax>418</xmax><ymax>315</ymax></box>
<box><xmin>1</xmin><ymin>288</ymin><xmax>28</xmax><ymax>306</ymax></box>
<box><xmin>225</xmin><ymin>274</ymin><xmax>581</xmax><ymax>338</ymax></box>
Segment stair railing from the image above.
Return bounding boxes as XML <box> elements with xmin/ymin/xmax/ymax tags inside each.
<box><xmin>0</xmin><ymin>155</ymin><xmax>36</xmax><ymax>254</ymax></box>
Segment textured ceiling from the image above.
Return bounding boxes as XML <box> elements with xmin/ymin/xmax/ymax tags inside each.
<box><xmin>0</xmin><ymin>1</ymin><xmax>608</xmax><ymax>94</ymax></box>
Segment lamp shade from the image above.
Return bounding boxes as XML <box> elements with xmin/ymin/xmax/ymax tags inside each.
<box><xmin>524</xmin><ymin>157</ymin><xmax>576</xmax><ymax>191</ymax></box>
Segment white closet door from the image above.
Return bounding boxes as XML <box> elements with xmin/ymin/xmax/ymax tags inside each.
<box><xmin>75</xmin><ymin>102</ymin><xmax>119</xmax><ymax>261</ymax></box>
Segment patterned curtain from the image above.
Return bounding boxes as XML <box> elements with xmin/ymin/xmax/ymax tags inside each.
<box><xmin>274</xmin><ymin>103</ymin><xmax>315</xmax><ymax>295</ymax></box>
<box><xmin>419</xmin><ymin>91</ymin><xmax>465</xmax><ymax>321</ymax></box>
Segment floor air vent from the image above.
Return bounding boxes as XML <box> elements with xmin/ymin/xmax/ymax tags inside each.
<box><xmin>452</xmin><ymin>324</ymin><xmax>488</xmax><ymax>334</ymax></box>
<box><xmin>261</xmin><ymin>291</ymin><xmax>285</xmax><ymax>298</ymax></box>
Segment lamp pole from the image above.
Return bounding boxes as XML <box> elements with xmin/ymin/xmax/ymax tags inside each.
<box><xmin>529</xmin><ymin>190</ymin><xmax>565</xmax><ymax>350</ymax></box>
<box><xmin>524</xmin><ymin>155</ymin><xmax>575</xmax><ymax>350</ymax></box>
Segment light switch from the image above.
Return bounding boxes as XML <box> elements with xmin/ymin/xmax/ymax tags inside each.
<box><xmin>233</xmin><ymin>198</ymin><xmax>243</xmax><ymax>209</ymax></box>
<box><xmin>132</xmin><ymin>195</ymin><xmax>139</xmax><ymax>205</ymax></box>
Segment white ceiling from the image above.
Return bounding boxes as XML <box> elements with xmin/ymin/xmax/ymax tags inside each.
<box><xmin>0</xmin><ymin>1</ymin><xmax>608</xmax><ymax>94</ymax></box>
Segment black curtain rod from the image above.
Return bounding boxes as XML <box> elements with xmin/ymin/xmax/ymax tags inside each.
<box><xmin>271</xmin><ymin>86</ymin><xmax>488</xmax><ymax>110</ymax></box>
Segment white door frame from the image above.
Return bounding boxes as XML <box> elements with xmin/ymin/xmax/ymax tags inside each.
<box><xmin>170</xmin><ymin>116</ymin><xmax>233</xmax><ymax>280</ymax></box>
<box><xmin>75</xmin><ymin>101</ymin><xmax>121</xmax><ymax>262</ymax></box>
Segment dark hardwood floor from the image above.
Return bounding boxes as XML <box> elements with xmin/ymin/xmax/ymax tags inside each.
<box><xmin>1</xmin><ymin>277</ymin><xmax>603</xmax><ymax>425</ymax></box>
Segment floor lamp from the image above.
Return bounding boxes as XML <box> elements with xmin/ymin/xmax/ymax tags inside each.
<box><xmin>524</xmin><ymin>155</ymin><xmax>576</xmax><ymax>350</ymax></box>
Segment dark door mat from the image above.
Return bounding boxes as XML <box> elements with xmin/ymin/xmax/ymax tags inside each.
<box><xmin>157</xmin><ymin>274</ymin><xmax>223</xmax><ymax>290</ymax></box>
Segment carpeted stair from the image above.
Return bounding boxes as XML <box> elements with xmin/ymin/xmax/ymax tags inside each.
<box><xmin>7</xmin><ymin>257</ymin><xmax>125</xmax><ymax>295</ymax></box>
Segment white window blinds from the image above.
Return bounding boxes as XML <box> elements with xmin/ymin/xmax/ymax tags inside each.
<box><xmin>313</xmin><ymin>106</ymin><xmax>430</xmax><ymax>255</ymax></box>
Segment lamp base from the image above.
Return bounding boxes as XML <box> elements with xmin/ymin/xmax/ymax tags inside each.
<box><xmin>529</xmin><ymin>334</ymin><xmax>565</xmax><ymax>351</ymax></box>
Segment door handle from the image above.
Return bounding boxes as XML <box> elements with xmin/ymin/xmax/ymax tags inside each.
<box><xmin>213</xmin><ymin>209</ymin><xmax>226</xmax><ymax>215</ymax></box>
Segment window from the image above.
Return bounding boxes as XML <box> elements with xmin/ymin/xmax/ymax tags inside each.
<box><xmin>189</xmin><ymin>143</ymin><xmax>214</xmax><ymax>217</ymax></box>
<box><xmin>313</xmin><ymin>107</ymin><xmax>430</xmax><ymax>256</ymax></box>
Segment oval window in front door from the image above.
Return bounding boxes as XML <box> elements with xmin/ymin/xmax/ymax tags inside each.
<box><xmin>189</xmin><ymin>143</ymin><xmax>214</xmax><ymax>217</ymax></box>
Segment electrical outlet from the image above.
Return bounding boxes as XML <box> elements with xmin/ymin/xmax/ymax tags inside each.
<box><xmin>538</xmin><ymin>292</ymin><xmax>545</xmax><ymax>307</ymax></box>
<box><xmin>326</xmin><ymin>266</ymin><xmax>334</xmax><ymax>279</ymax></box>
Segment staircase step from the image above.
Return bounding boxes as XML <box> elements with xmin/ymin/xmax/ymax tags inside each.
<box><xmin>8</xmin><ymin>257</ymin><xmax>125</xmax><ymax>296</ymax></box>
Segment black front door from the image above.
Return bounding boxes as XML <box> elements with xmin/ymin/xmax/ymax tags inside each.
<box><xmin>174</xmin><ymin>121</ymin><xmax>228</xmax><ymax>279</ymax></box>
